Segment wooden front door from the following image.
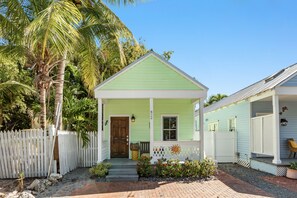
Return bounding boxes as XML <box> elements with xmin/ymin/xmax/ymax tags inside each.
<box><xmin>111</xmin><ymin>117</ymin><xmax>129</xmax><ymax>158</ymax></box>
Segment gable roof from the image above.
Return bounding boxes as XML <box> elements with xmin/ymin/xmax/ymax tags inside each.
<box><xmin>205</xmin><ymin>63</ymin><xmax>297</xmax><ymax>113</ymax></box>
<box><xmin>94</xmin><ymin>51</ymin><xmax>208</xmax><ymax>91</ymax></box>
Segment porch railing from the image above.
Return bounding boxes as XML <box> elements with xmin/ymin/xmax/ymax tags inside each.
<box><xmin>151</xmin><ymin>141</ymin><xmax>200</xmax><ymax>163</ymax></box>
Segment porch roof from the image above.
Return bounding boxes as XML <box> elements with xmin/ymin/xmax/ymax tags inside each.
<box><xmin>94</xmin><ymin>51</ymin><xmax>207</xmax><ymax>99</ymax></box>
<box><xmin>205</xmin><ymin>63</ymin><xmax>297</xmax><ymax>113</ymax></box>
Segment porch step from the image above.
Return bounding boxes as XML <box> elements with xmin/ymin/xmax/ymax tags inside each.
<box><xmin>105</xmin><ymin>158</ymin><xmax>139</xmax><ymax>182</ymax></box>
<box><xmin>109</xmin><ymin>168</ymin><xmax>137</xmax><ymax>175</ymax></box>
<box><xmin>106</xmin><ymin>174</ymin><xmax>139</xmax><ymax>182</ymax></box>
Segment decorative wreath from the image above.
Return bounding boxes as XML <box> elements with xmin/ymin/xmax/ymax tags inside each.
<box><xmin>170</xmin><ymin>144</ymin><xmax>181</xmax><ymax>155</ymax></box>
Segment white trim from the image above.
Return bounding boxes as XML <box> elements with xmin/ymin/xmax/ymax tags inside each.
<box><xmin>199</xmin><ymin>99</ymin><xmax>205</xmax><ymax>159</ymax></box>
<box><xmin>149</xmin><ymin>98</ymin><xmax>154</xmax><ymax>158</ymax></box>
<box><xmin>161</xmin><ymin>114</ymin><xmax>179</xmax><ymax>141</ymax></box>
<box><xmin>275</xmin><ymin>86</ymin><xmax>297</xmax><ymax>95</ymax></box>
<box><xmin>108</xmin><ymin>115</ymin><xmax>131</xmax><ymax>159</ymax></box>
<box><xmin>94</xmin><ymin>52</ymin><xmax>208</xmax><ymax>92</ymax></box>
<box><xmin>249</xmin><ymin>90</ymin><xmax>274</xmax><ymax>102</ymax></box>
<box><xmin>272</xmin><ymin>95</ymin><xmax>281</xmax><ymax>164</ymax></box>
<box><xmin>278</xmin><ymin>71</ymin><xmax>297</xmax><ymax>86</ymax></box>
<box><xmin>97</xmin><ymin>99</ymin><xmax>103</xmax><ymax>163</ymax></box>
<box><xmin>95</xmin><ymin>90</ymin><xmax>207</xmax><ymax>99</ymax></box>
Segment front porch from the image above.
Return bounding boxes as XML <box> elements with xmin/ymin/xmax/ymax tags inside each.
<box><xmin>250</xmin><ymin>157</ymin><xmax>295</xmax><ymax>176</ymax></box>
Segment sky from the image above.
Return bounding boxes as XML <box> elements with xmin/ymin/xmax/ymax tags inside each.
<box><xmin>109</xmin><ymin>0</ymin><xmax>297</xmax><ymax>97</ymax></box>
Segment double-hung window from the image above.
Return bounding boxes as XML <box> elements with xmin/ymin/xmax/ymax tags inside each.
<box><xmin>163</xmin><ymin>116</ymin><xmax>177</xmax><ymax>141</ymax></box>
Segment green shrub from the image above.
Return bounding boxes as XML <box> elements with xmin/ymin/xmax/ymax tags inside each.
<box><xmin>155</xmin><ymin>158</ymin><xmax>216</xmax><ymax>178</ymax></box>
<box><xmin>89</xmin><ymin>163</ymin><xmax>111</xmax><ymax>177</ymax></box>
<box><xmin>289</xmin><ymin>162</ymin><xmax>297</xmax><ymax>170</ymax></box>
<box><xmin>137</xmin><ymin>155</ymin><xmax>153</xmax><ymax>177</ymax></box>
<box><xmin>199</xmin><ymin>158</ymin><xmax>217</xmax><ymax>178</ymax></box>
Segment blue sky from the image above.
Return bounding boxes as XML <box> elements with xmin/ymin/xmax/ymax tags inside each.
<box><xmin>110</xmin><ymin>0</ymin><xmax>297</xmax><ymax>97</ymax></box>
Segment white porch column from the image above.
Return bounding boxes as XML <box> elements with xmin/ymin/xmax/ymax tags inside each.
<box><xmin>199</xmin><ymin>98</ymin><xmax>205</xmax><ymax>159</ymax></box>
<box><xmin>272</xmin><ymin>94</ymin><xmax>281</xmax><ymax>164</ymax></box>
<box><xmin>150</xmin><ymin>98</ymin><xmax>154</xmax><ymax>158</ymax></box>
<box><xmin>97</xmin><ymin>98</ymin><xmax>103</xmax><ymax>163</ymax></box>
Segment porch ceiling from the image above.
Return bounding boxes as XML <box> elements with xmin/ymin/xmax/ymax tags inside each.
<box><xmin>258</xmin><ymin>95</ymin><xmax>297</xmax><ymax>102</ymax></box>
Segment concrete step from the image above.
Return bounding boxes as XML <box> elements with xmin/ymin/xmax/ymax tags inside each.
<box><xmin>109</xmin><ymin>168</ymin><xmax>138</xmax><ymax>175</ymax></box>
<box><xmin>111</xmin><ymin>165</ymin><xmax>137</xmax><ymax>169</ymax></box>
<box><xmin>106</xmin><ymin>174</ymin><xmax>139</xmax><ymax>182</ymax></box>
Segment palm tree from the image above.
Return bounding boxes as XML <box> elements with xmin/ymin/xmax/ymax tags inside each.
<box><xmin>0</xmin><ymin>0</ymin><xmax>82</xmax><ymax>129</ymax></box>
<box><xmin>205</xmin><ymin>94</ymin><xmax>228</xmax><ymax>107</ymax></box>
<box><xmin>53</xmin><ymin>0</ymin><xmax>138</xmax><ymax>129</ymax></box>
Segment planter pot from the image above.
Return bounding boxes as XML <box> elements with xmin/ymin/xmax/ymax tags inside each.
<box><xmin>286</xmin><ymin>168</ymin><xmax>297</xmax><ymax>179</ymax></box>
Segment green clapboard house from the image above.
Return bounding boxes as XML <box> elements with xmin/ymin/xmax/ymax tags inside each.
<box><xmin>94</xmin><ymin>51</ymin><xmax>208</xmax><ymax>162</ymax></box>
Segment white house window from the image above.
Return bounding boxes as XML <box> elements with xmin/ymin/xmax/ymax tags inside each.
<box><xmin>208</xmin><ymin>122</ymin><xmax>219</xmax><ymax>132</ymax></box>
<box><xmin>228</xmin><ymin>118</ymin><xmax>236</xmax><ymax>132</ymax></box>
<box><xmin>163</xmin><ymin>116</ymin><xmax>177</xmax><ymax>141</ymax></box>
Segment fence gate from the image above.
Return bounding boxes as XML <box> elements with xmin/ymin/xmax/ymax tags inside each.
<box><xmin>204</xmin><ymin>131</ymin><xmax>237</xmax><ymax>163</ymax></box>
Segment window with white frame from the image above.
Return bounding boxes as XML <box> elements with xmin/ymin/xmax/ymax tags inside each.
<box><xmin>208</xmin><ymin>122</ymin><xmax>219</xmax><ymax>132</ymax></box>
<box><xmin>163</xmin><ymin>116</ymin><xmax>177</xmax><ymax>141</ymax></box>
<box><xmin>228</xmin><ymin>118</ymin><xmax>236</xmax><ymax>132</ymax></box>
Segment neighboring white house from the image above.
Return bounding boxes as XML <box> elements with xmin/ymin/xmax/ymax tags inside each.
<box><xmin>200</xmin><ymin>63</ymin><xmax>297</xmax><ymax>176</ymax></box>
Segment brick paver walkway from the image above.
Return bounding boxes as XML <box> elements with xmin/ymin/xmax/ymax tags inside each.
<box><xmin>50</xmin><ymin>171</ymin><xmax>272</xmax><ymax>198</ymax></box>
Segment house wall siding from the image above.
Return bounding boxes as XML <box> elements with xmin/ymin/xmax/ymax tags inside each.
<box><xmin>204</xmin><ymin>101</ymin><xmax>251</xmax><ymax>162</ymax></box>
<box><xmin>100</xmin><ymin>56</ymin><xmax>202</xmax><ymax>91</ymax></box>
<box><xmin>281</xmin><ymin>74</ymin><xmax>297</xmax><ymax>86</ymax></box>
<box><xmin>279</xmin><ymin>101</ymin><xmax>297</xmax><ymax>158</ymax></box>
<box><xmin>104</xmin><ymin>99</ymin><xmax>195</xmax><ymax>158</ymax></box>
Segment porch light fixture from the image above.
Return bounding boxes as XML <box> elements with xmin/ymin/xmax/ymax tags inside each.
<box><xmin>131</xmin><ymin>114</ymin><xmax>136</xmax><ymax>122</ymax></box>
<box><xmin>280</xmin><ymin>118</ymin><xmax>288</xmax><ymax>126</ymax></box>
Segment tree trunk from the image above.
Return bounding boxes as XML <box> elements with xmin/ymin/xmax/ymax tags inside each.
<box><xmin>54</xmin><ymin>51</ymin><xmax>67</xmax><ymax>130</ymax></box>
<box><xmin>40</xmin><ymin>86</ymin><xmax>47</xmax><ymax>129</ymax></box>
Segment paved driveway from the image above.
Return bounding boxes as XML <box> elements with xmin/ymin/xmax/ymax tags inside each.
<box><xmin>38</xmin><ymin>168</ymin><xmax>272</xmax><ymax>198</ymax></box>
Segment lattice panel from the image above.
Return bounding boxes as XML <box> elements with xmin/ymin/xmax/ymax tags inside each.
<box><xmin>276</xmin><ymin>167</ymin><xmax>287</xmax><ymax>176</ymax></box>
<box><xmin>152</xmin><ymin>143</ymin><xmax>200</xmax><ymax>162</ymax></box>
<box><xmin>237</xmin><ymin>158</ymin><xmax>251</xmax><ymax>168</ymax></box>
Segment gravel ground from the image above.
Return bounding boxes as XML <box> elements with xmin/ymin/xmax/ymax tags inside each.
<box><xmin>37</xmin><ymin>168</ymin><xmax>94</xmax><ymax>198</ymax></box>
<box><xmin>219</xmin><ymin>163</ymin><xmax>297</xmax><ymax>198</ymax></box>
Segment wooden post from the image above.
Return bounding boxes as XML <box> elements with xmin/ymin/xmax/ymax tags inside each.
<box><xmin>150</xmin><ymin>98</ymin><xmax>154</xmax><ymax>159</ymax></box>
<box><xmin>97</xmin><ymin>98</ymin><xmax>103</xmax><ymax>163</ymax></box>
<box><xmin>199</xmin><ymin>98</ymin><xmax>205</xmax><ymax>160</ymax></box>
<box><xmin>272</xmin><ymin>94</ymin><xmax>282</xmax><ymax>164</ymax></box>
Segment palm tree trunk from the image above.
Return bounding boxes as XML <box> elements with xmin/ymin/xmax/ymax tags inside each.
<box><xmin>54</xmin><ymin>51</ymin><xmax>67</xmax><ymax>130</ymax></box>
<box><xmin>40</xmin><ymin>86</ymin><xmax>47</xmax><ymax>129</ymax></box>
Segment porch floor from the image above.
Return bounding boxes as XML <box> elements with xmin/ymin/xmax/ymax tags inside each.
<box><xmin>251</xmin><ymin>157</ymin><xmax>296</xmax><ymax>166</ymax></box>
<box><xmin>104</xmin><ymin>158</ymin><xmax>137</xmax><ymax>166</ymax></box>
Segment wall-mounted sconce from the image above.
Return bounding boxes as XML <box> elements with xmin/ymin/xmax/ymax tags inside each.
<box><xmin>280</xmin><ymin>118</ymin><xmax>288</xmax><ymax>126</ymax></box>
<box><xmin>105</xmin><ymin>120</ymin><xmax>109</xmax><ymax>126</ymax></box>
<box><xmin>131</xmin><ymin>114</ymin><xmax>136</xmax><ymax>122</ymax></box>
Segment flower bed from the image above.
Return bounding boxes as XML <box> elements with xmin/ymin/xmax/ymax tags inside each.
<box><xmin>137</xmin><ymin>156</ymin><xmax>216</xmax><ymax>179</ymax></box>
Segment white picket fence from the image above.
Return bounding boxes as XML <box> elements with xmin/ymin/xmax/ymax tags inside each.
<box><xmin>0</xmin><ymin>129</ymin><xmax>55</xmax><ymax>179</ymax></box>
<box><xmin>0</xmin><ymin>128</ymin><xmax>98</xmax><ymax>179</ymax></box>
<box><xmin>78</xmin><ymin>131</ymin><xmax>98</xmax><ymax>168</ymax></box>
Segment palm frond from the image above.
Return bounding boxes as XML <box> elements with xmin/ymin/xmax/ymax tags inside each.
<box><xmin>25</xmin><ymin>0</ymin><xmax>82</xmax><ymax>58</ymax></box>
<box><xmin>0</xmin><ymin>81</ymin><xmax>36</xmax><ymax>101</ymax></box>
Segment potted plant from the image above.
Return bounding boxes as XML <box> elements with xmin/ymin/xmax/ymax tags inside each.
<box><xmin>286</xmin><ymin>162</ymin><xmax>297</xmax><ymax>179</ymax></box>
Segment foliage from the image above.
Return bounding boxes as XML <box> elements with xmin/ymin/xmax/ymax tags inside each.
<box><xmin>137</xmin><ymin>155</ymin><xmax>153</xmax><ymax>177</ymax></box>
<box><xmin>17</xmin><ymin>172</ymin><xmax>25</xmax><ymax>192</ymax></box>
<box><xmin>289</xmin><ymin>162</ymin><xmax>297</xmax><ymax>170</ymax></box>
<box><xmin>155</xmin><ymin>158</ymin><xmax>216</xmax><ymax>178</ymax></box>
<box><xmin>89</xmin><ymin>163</ymin><xmax>111</xmax><ymax>177</ymax></box>
<box><xmin>205</xmin><ymin>94</ymin><xmax>228</xmax><ymax>107</ymax></box>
